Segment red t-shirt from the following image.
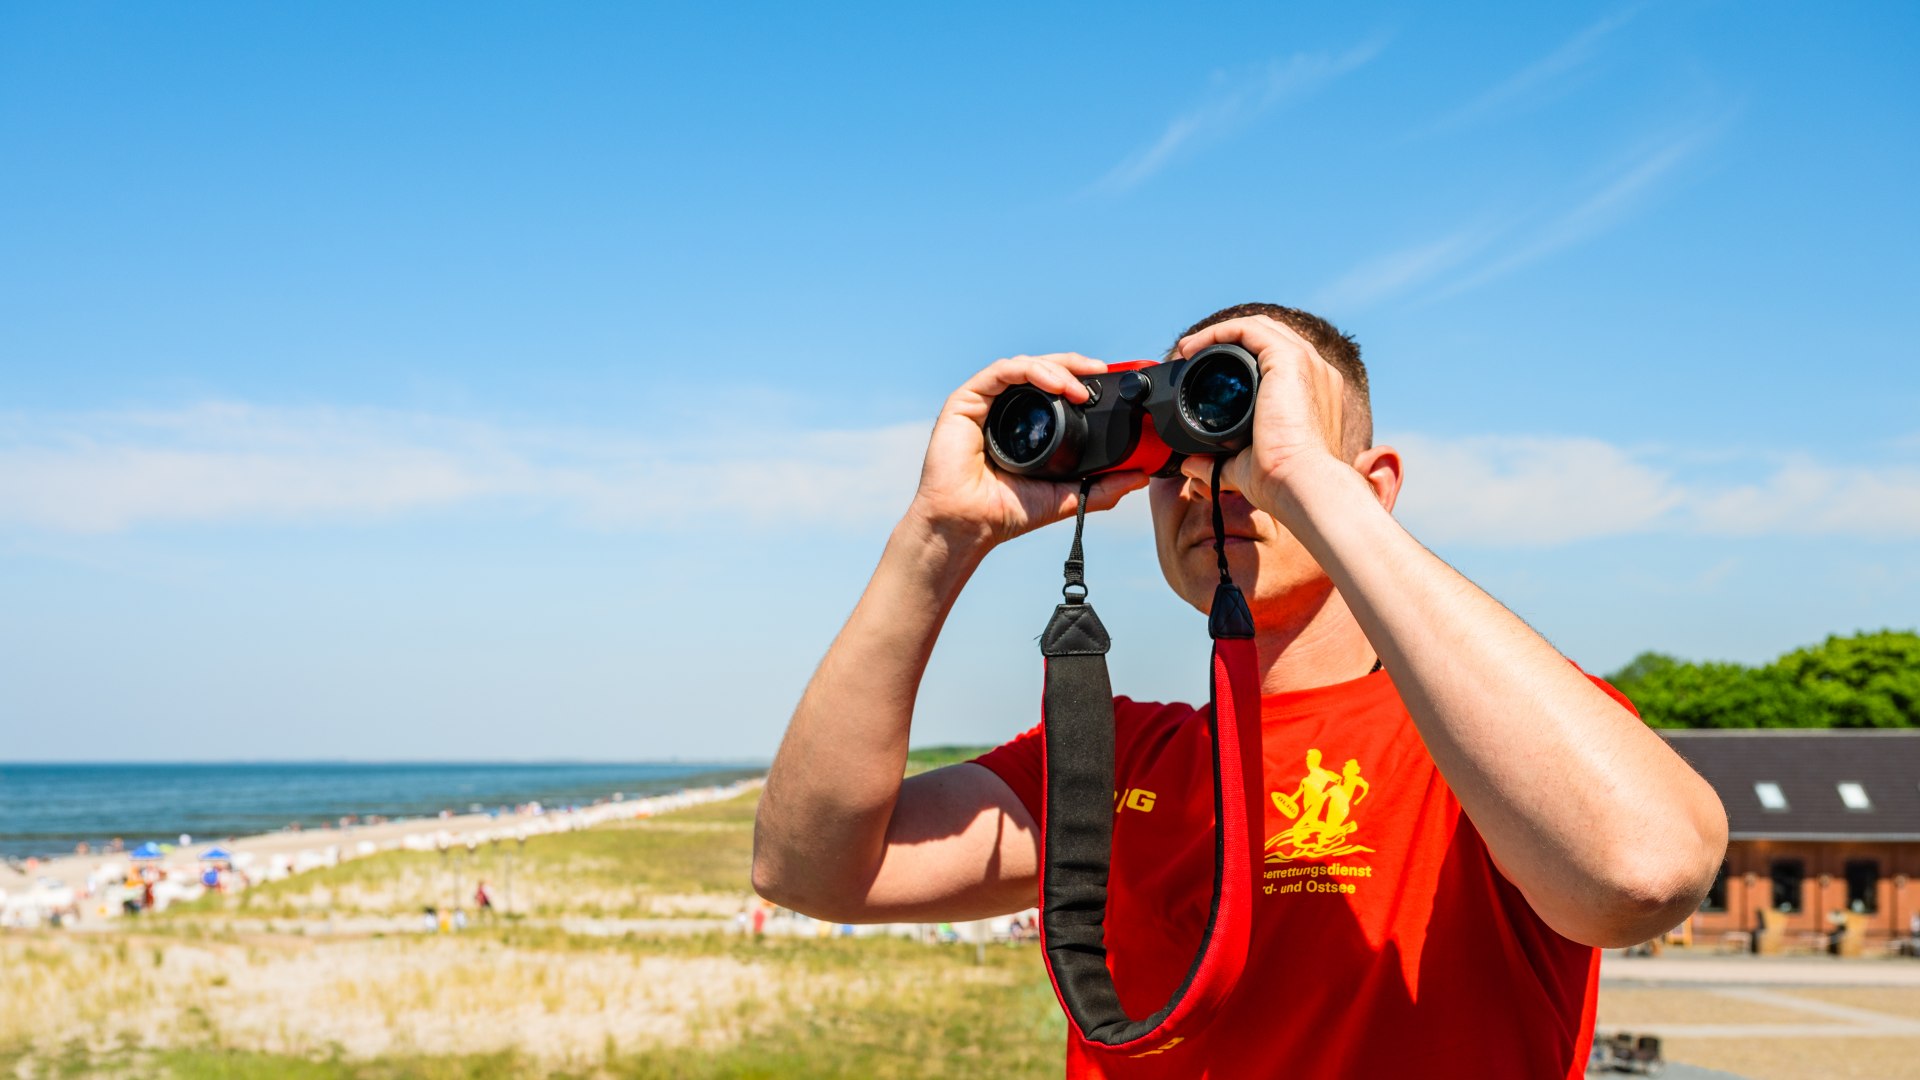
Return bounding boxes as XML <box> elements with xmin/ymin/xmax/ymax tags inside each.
<box><xmin>975</xmin><ymin>668</ymin><xmax>1631</xmax><ymax>1079</ymax></box>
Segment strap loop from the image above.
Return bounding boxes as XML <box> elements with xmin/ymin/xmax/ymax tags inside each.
<box><xmin>1062</xmin><ymin>476</ymin><xmax>1094</xmax><ymax>603</ymax></box>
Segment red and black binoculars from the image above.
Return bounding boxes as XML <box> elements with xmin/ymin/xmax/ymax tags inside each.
<box><xmin>984</xmin><ymin>343</ymin><xmax>1260</xmax><ymax>481</ymax></box>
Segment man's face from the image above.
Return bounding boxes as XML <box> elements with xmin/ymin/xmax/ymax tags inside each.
<box><xmin>1147</xmin><ymin>471</ymin><xmax>1335</xmax><ymax>628</ymax></box>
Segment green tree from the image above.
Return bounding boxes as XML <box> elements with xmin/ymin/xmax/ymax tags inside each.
<box><xmin>1612</xmin><ymin>658</ymin><xmax>1823</xmax><ymax>729</ymax></box>
<box><xmin>1605</xmin><ymin>651</ymin><xmax>1681</xmax><ymax>698</ymax></box>
<box><xmin>1775</xmin><ymin>630</ymin><xmax>1920</xmax><ymax>728</ymax></box>
<box><xmin>1605</xmin><ymin>630</ymin><xmax>1920</xmax><ymax>729</ymax></box>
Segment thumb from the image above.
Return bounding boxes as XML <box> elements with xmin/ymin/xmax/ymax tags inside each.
<box><xmin>1084</xmin><ymin>470</ymin><xmax>1150</xmax><ymax>512</ymax></box>
<box><xmin>1178</xmin><ymin>453</ymin><xmax>1242</xmax><ymax>493</ymax></box>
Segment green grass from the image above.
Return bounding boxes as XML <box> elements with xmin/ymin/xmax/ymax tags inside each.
<box><xmin>4</xmin><ymin>937</ymin><xmax>1064</xmax><ymax>1079</ymax></box>
<box><xmin>165</xmin><ymin>791</ymin><xmax>763</xmax><ymax>921</ymax></box>
<box><xmin>9</xmin><ymin>778</ymin><xmax>1071</xmax><ymax>1078</ymax></box>
<box><xmin>904</xmin><ymin>745</ymin><xmax>994</xmax><ymax>775</ymax></box>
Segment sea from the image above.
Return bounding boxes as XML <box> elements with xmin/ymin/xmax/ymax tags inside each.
<box><xmin>0</xmin><ymin>761</ymin><xmax>764</xmax><ymax>862</ymax></box>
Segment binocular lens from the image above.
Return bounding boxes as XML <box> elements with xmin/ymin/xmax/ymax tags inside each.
<box><xmin>991</xmin><ymin>387</ymin><xmax>1058</xmax><ymax>466</ymax></box>
<box><xmin>1183</xmin><ymin>353</ymin><xmax>1255</xmax><ymax>434</ymax></box>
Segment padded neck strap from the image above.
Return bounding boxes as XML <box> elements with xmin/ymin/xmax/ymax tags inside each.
<box><xmin>1035</xmin><ymin>467</ymin><xmax>1263</xmax><ymax>1062</ymax></box>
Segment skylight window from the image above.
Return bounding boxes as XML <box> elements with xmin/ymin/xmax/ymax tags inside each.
<box><xmin>1755</xmin><ymin>782</ymin><xmax>1789</xmax><ymax>811</ymax></box>
<box><xmin>1837</xmin><ymin>783</ymin><xmax>1872</xmax><ymax>811</ymax></box>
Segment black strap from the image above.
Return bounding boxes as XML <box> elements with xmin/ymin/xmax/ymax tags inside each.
<box><xmin>1037</xmin><ymin>460</ymin><xmax>1258</xmax><ymax>1053</ymax></box>
<box><xmin>1212</xmin><ymin>454</ymin><xmax>1231</xmax><ymax>584</ymax></box>
<box><xmin>1207</xmin><ymin>457</ymin><xmax>1254</xmax><ymax>640</ymax></box>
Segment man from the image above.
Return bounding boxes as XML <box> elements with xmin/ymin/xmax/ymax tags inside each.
<box><xmin>753</xmin><ymin>304</ymin><xmax>1727</xmax><ymax>1076</ymax></box>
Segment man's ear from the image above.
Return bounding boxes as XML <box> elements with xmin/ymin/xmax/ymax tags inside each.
<box><xmin>1352</xmin><ymin>445</ymin><xmax>1402</xmax><ymax>514</ymax></box>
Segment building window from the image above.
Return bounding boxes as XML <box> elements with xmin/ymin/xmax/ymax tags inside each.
<box><xmin>1845</xmin><ymin>860</ymin><xmax>1880</xmax><ymax>914</ymax></box>
<box><xmin>1771</xmin><ymin>858</ymin><xmax>1806</xmax><ymax>913</ymax></box>
<box><xmin>1700</xmin><ymin>861</ymin><xmax>1729</xmax><ymax>913</ymax></box>
<box><xmin>1755</xmin><ymin>782</ymin><xmax>1788</xmax><ymax>811</ymax></box>
<box><xmin>1837</xmin><ymin>782</ymin><xmax>1872</xmax><ymax>811</ymax></box>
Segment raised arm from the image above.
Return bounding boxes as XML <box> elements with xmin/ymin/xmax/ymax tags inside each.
<box><xmin>1176</xmin><ymin>315</ymin><xmax>1728</xmax><ymax>949</ymax></box>
<box><xmin>751</xmin><ymin>354</ymin><xmax>1148</xmax><ymax>923</ymax></box>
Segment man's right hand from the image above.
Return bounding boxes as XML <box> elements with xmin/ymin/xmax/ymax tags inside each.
<box><xmin>754</xmin><ymin>351</ymin><xmax>1147</xmax><ymax>926</ymax></box>
<box><xmin>908</xmin><ymin>353</ymin><xmax>1149</xmax><ymax>550</ymax></box>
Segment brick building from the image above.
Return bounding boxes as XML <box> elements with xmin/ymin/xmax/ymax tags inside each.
<box><xmin>1662</xmin><ymin>730</ymin><xmax>1920</xmax><ymax>951</ymax></box>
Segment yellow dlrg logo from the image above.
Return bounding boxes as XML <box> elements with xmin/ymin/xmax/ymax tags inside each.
<box><xmin>1130</xmin><ymin>1036</ymin><xmax>1184</xmax><ymax>1058</ymax></box>
<box><xmin>1114</xmin><ymin>788</ymin><xmax>1157</xmax><ymax>813</ymax></box>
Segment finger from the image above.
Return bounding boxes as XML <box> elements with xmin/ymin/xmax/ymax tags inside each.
<box><xmin>1176</xmin><ymin>315</ymin><xmax>1313</xmax><ymax>362</ymax></box>
<box><xmin>961</xmin><ymin>355</ymin><xmax>1101</xmax><ymax>404</ymax></box>
<box><xmin>1036</xmin><ymin>469</ymin><xmax>1149</xmax><ymax>523</ymax></box>
<box><xmin>1031</xmin><ymin>352</ymin><xmax>1109</xmax><ymax>375</ymax></box>
<box><xmin>1083</xmin><ymin>470</ymin><xmax>1151</xmax><ymax>513</ymax></box>
<box><xmin>1316</xmin><ymin>366</ymin><xmax>1347</xmax><ymax>451</ymax></box>
<box><xmin>1178</xmin><ymin>452</ymin><xmax>1249</xmax><ymax>496</ymax></box>
<box><xmin>982</xmin><ymin>353</ymin><xmax>1108</xmax><ymax>385</ymax></box>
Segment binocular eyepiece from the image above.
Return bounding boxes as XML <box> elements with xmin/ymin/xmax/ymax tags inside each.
<box><xmin>985</xmin><ymin>343</ymin><xmax>1260</xmax><ymax>481</ymax></box>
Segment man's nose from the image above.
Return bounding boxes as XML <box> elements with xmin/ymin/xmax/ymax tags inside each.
<box><xmin>1182</xmin><ymin>472</ymin><xmax>1251</xmax><ymax>511</ymax></box>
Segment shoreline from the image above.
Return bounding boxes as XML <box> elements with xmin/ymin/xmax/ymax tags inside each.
<box><xmin>0</xmin><ymin>761</ymin><xmax>765</xmax><ymax>864</ymax></box>
<box><xmin>0</xmin><ymin>774</ymin><xmax>766</xmax><ymax>918</ymax></box>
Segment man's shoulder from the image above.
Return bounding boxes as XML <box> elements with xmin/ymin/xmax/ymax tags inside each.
<box><xmin>1113</xmin><ymin>696</ymin><xmax>1209</xmax><ymax>749</ymax></box>
<box><xmin>1114</xmin><ymin>695</ymin><xmax>1204</xmax><ymax>723</ymax></box>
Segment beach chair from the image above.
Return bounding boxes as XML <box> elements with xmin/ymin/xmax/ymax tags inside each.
<box><xmin>1630</xmin><ymin>1035</ymin><xmax>1665</xmax><ymax>1075</ymax></box>
<box><xmin>1606</xmin><ymin>1031</ymin><xmax>1635</xmax><ymax>1069</ymax></box>
<box><xmin>1594</xmin><ymin>1032</ymin><xmax>1665</xmax><ymax>1075</ymax></box>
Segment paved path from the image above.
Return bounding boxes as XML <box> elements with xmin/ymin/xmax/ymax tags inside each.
<box><xmin>1602</xmin><ymin>953</ymin><xmax>1920</xmax><ymax>987</ymax></box>
<box><xmin>1596</xmin><ymin>954</ymin><xmax>1920</xmax><ymax>1079</ymax></box>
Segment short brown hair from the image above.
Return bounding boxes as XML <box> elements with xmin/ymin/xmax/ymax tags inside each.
<box><xmin>1166</xmin><ymin>302</ymin><xmax>1372</xmax><ymax>455</ymax></box>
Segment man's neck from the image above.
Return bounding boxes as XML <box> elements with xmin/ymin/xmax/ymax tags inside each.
<box><xmin>1254</xmin><ymin>583</ymin><xmax>1378</xmax><ymax>697</ymax></box>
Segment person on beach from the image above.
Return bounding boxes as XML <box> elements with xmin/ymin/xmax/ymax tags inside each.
<box><xmin>753</xmin><ymin>304</ymin><xmax>1729</xmax><ymax>1077</ymax></box>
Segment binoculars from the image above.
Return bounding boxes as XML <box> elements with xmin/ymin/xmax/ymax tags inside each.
<box><xmin>984</xmin><ymin>344</ymin><xmax>1260</xmax><ymax>481</ymax></box>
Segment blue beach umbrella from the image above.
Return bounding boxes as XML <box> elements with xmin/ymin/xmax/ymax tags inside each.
<box><xmin>130</xmin><ymin>842</ymin><xmax>164</xmax><ymax>860</ymax></box>
<box><xmin>199</xmin><ymin>846</ymin><xmax>233</xmax><ymax>863</ymax></box>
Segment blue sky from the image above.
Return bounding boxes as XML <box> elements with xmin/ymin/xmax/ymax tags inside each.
<box><xmin>2</xmin><ymin>3</ymin><xmax>1916</xmax><ymax>761</ymax></box>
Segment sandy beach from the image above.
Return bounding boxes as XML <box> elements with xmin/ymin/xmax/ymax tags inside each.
<box><xmin>0</xmin><ymin>780</ymin><xmax>1070</xmax><ymax>1078</ymax></box>
<box><xmin>0</xmin><ymin>777</ymin><xmax>763</xmax><ymax>924</ymax></box>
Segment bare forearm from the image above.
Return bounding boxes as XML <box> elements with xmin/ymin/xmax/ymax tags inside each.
<box><xmin>1284</xmin><ymin>462</ymin><xmax>1726</xmax><ymax>945</ymax></box>
<box><xmin>753</xmin><ymin>509</ymin><xmax>987</xmax><ymax>910</ymax></box>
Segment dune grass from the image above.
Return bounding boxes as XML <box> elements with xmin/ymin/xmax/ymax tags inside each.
<box><xmin>1</xmin><ymin>934</ymin><xmax>1062</xmax><ymax>1079</ymax></box>
<box><xmin>904</xmin><ymin>745</ymin><xmax>995</xmax><ymax>774</ymax></box>
<box><xmin>167</xmin><ymin>791</ymin><xmax>761</xmax><ymax>922</ymax></box>
<box><xmin>6</xmin><ymin>786</ymin><xmax>1066</xmax><ymax>1078</ymax></box>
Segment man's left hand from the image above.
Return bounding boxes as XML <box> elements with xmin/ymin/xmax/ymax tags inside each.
<box><xmin>1171</xmin><ymin>315</ymin><xmax>1358</xmax><ymax>521</ymax></box>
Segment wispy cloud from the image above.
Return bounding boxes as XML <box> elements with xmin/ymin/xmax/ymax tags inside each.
<box><xmin>1090</xmin><ymin>40</ymin><xmax>1385</xmax><ymax>195</ymax></box>
<box><xmin>1312</xmin><ymin>117</ymin><xmax>1724</xmax><ymax>312</ymax></box>
<box><xmin>1428</xmin><ymin>127</ymin><xmax>1714</xmax><ymax>299</ymax></box>
<box><xmin>1425</xmin><ymin>5</ymin><xmax>1643</xmax><ymax>134</ymax></box>
<box><xmin>1690</xmin><ymin>460</ymin><xmax>1920</xmax><ymax>539</ymax></box>
<box><xmin>1393</xmin><ymin>434</ymin><xmax>1681</xmax><ymax>546</ymax></box>
<box><xmin>0</xmin><ymin>404</ymin><xmax>928</xmax><ymax>534</ymax></box>
<box><xmin>1391</xmin><ymin>433</ymin><xmax>1920</xmax><ymax>547</ymax></box>
<box><xmin>1310</xmin><ymin>227</ymin><xmax>1498</xmax><ymax>314</ymax></box>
